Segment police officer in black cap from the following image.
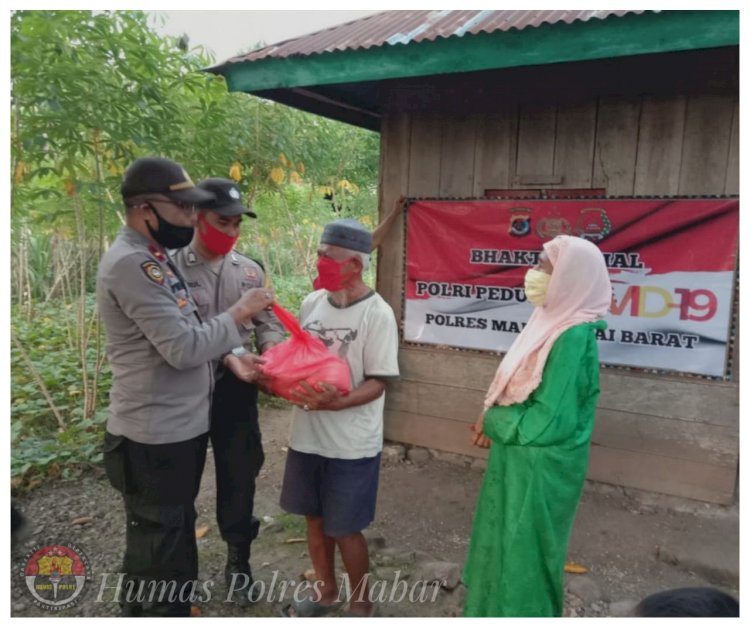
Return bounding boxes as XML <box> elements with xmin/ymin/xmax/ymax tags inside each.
<box><xmin>173</xmin><ymin>178</ymin><xmax>284</xmax><ymax>605</ymax></box>
<box><xmin>96</xmin><ymin>158</ymin><xmax>275</xmax><ymax>617</ymax></box>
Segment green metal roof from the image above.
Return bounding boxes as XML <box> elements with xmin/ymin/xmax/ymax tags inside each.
<box><xmin>211</xmin><ymin>11</ymin><xmax>738</xmax><ymax>93</ymax></box>
<box><xmin>206</xmin><ymin>10</ymin><xmax>738</xmax><ymax>130</ymax></box>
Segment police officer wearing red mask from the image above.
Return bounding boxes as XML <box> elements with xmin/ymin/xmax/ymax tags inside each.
<box><xmin>172</xmin><ymin>178</ymin><xmax>284</xmax><ymax>605</ymax></box>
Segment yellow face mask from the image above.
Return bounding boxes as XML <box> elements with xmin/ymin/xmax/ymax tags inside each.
<box><xmin>524</xmin><ymin>269</ymin><xmax>551</xmax><ymax>307</ymax></box>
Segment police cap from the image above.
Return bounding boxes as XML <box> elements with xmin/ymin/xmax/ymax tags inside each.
<box><xmin>121</xmin><ymin>157</ymin><xmax>214</xmax><ymax>205</ymax></box>
<box><xmin>196</xmin><ymin>178</ymin><xmax>257</xmax><ymax>218</ymax></box>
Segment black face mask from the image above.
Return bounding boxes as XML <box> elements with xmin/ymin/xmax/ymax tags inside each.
<box><xmin>145</xmin><ymin>202</ymin><xmax>194</xmax><ymax>250</ymax></box>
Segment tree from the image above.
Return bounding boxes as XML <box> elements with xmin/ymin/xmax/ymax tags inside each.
<box><xmin>10</xmin><ymin>9</ymin><xmax>380</xmax><ymax>458</ymax></box>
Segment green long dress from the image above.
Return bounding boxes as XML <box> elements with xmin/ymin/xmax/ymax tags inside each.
<box><xmin>462</xmin><ymin>320</ymin><xmax>606</xmax><ymax>617</ymax></box>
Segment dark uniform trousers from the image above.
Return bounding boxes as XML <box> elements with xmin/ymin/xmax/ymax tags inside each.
<box><xmin>103</xmin><ymin>431</ymin><xmax>208</xmax><ymax>617</ymax></box>
<box><xmin>210</xmin><ymin>370</ymin><xmax>265</xmax><ymax>547</ymax></box>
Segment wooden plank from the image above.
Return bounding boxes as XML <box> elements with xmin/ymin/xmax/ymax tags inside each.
<box><xmin>386</xmin><ymin>381</ymin><xmax>737</xmax><ymax>468</ymax></box>
<box><xmin>407</xmin><ymin>112</ymin><xmax>443</xmax><ymax>197</ymax></box>
<box><xmin>633</xmin><ymin>95</ymin><xmax>686</xmax><ymax>195</ymax></box>
<box><xmin>439</xmin><ymin>115</ymin><xmax>476</xmax><ymax>197</ymax></box>
<box><xmin>592</xmin><ymin>96</ymin><xmax>640</xmax><ymax>195</ymax></box>
<box><xmin>724</xmin><ymin>100</ymin><xmax>739</xmax><ymax>195</ymax></box>
<box><xmin>399</xmin><ymin>346</ymin><xmax>498</xmax><ymax>391</ymax></box>
<box><xmin>384</xmin><ymin>410</ymin><xmax>736</xmax><ymax>503</ymax></box>
<box><xmin>553</xmin><ymin>101</ymin><xmax>597</xmax><ymax>188</ymax></box>
<box><xmin>598</xmin><ymin>371</ymin><xmax>738</xmax><ymax>427</ymax></box>
<box><xmin>376</xmin><ymin>112</ymin><xmax>411</xmax><ymax>323</ymax></box>
<box><xmin>385</xmin><ymin>380</ymin><xmax>484</xmax><ymax>423</ymax></box>
<box><xmin>473</xmin><ymin>110</ymin><xmax>517</xmax><ymax>195</ymax></box>
<box><xmin>678</xmin><ymin>95</ymin><xmax>735</xmax><ymax>195</ymax></box>
<box><xmin>588</xmin><ymin>445</ymin><xmax>736</xmax><ymax>504</ymax></box>
<box><xmin>515</xmin><ymin>104</ymin><xmax>557</xmax><ymax>183</ymax></box>
<box><xmin>397</xmin><ymin>346</ymin><xmax>739</xmax><ymax>426</ymax></box>
<box><xmin>593</xmin><ymin>409</ymin><xmax>737</xmax><ymax>468</ymax></box>
<box><xmin>384</xmin><ymin>380</ymin><xmax>419</xmax><ymax>415</ymax></box>
<box><xmin>384</xmin><ymin>410</ymin><xmax>488</xmax><ymax>460</ymax></box>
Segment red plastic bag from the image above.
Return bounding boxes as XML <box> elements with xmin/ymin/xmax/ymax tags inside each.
<box><xmin>260</xmin><ymin>303</ymin><xmax>352</xmax><ymax>401</ymax></box>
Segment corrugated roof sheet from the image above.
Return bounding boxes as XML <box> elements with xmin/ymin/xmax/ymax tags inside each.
<box><xmin>222</xmin><ymin>10</ymin><xmax>646</xmax><ymax>64</ymax></box>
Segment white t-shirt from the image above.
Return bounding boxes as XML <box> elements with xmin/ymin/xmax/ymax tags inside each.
<box><xmin>288</xmin><ymin>289</ymin><xmax>400</xmax><ymax>459</ymax></box>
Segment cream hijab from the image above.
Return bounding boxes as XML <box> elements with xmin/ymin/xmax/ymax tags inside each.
<box><xmin>484</xmin><ymin>235</ymin><xmax>612</xmax><ymax>409</ymax></box>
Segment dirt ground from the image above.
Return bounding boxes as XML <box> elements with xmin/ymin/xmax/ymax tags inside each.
<box><xmin>10</xmin><ymin>406</ymin><xmax>739</xmax><ymax>618</ymax></box>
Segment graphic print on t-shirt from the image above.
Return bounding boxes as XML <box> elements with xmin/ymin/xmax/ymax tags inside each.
<box><xmin>305</xmin><ymin>320</ymin><xmax>358</xmax><ymax>359</ymax></box>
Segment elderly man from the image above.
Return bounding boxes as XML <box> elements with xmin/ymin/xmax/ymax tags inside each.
<box><xmin>96</xmin><ymin>157</ymin><xmax>274</xmax><ymax>617</ymax></box>
<box><xmin>279</xmin><ymin>219</ymin><xmax>399</xmax><ymax>617</ymax></box>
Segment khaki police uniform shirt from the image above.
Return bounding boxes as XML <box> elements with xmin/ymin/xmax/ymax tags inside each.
<box><xmin>96</xmin><ymin>227</ymin><xmax>244</xmax><ymax>444</ymax></box>
<box><xmin>172</xmin><ymin>245</ymin><xmax>284</xmax><ymax>377</ymax></box>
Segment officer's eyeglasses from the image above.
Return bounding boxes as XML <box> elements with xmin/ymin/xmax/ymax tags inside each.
<box><xmin>173</xmin><ymin>202</ymin><xmax>197</xmax><ymax>214</ymax></box>
<box><xmin>148</xmin><ymin>199</ymin><xmax>197</xmax><ymax>215</ymax></box>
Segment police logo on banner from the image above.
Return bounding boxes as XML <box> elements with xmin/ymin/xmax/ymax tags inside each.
<box><xmin>536</xmin><ymin>216</ymin><xmax>571</xmax><ymax>240</ymax></box>
<box><xmin>508</xmin><ymin>209</ymin><xmax>532</xmax><ymax>237</ymax></box>
<box><xmin>574</xmin><ymin>208</ymin><xmax>612</xmax><ymax>241</ymax></box>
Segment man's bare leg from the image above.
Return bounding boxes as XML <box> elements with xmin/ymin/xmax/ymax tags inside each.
<box><xmin>305</xmin><ymin>516</ymin><xmax>339</xmax><ymax>605</ymax></box>
<box><xmin>336</xmin><ymin>532</ymin><xmax>372</xmax><ymax>616</ymax></box>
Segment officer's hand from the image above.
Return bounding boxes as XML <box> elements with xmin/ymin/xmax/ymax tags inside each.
<box><xmin>229</xmin><ymin>288</ymin><xmax>275</xmax><ymax>325</ymax></box>
<box><xmin>290</xmin><ymin>381</ymin><xmax>341</xmax><ymax>412</ymax></box>
<box><xmin>224</xmin><ymin>353</ymin><xmax>266</xmax><ymax>384</ymax></box>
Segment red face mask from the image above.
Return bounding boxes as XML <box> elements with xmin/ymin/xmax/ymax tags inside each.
<box><xmin>197</xmin><ymin>214</ymin><xmax>238</xmax><ymax>256</ymax></box>
<box><xmin>313</xmin><ymin>256</ymin><xmax>357</xmax><ymax>291</ymax></box>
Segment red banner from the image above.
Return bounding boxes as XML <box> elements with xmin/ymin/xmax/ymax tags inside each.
<box><xmin>404</xmin><ymin>199</ymin><xmax>739</xmax><ymax>377</ymax></box>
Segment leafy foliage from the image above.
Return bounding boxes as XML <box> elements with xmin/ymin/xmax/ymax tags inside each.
<box><xmin>11</xmin><ymin>299</ymin><xmax>112</xmax><ymax>489</ymax></box>
<box><xmin>10</xmin><ymin>10</ymin><xmax>381</xmax><ymax>492</ymax></box>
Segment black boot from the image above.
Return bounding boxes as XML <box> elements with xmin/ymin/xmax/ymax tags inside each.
<box><xmin>225</xmin><ymin>543</ymin><xmax>256</xmax><ymax>606</ymax></box>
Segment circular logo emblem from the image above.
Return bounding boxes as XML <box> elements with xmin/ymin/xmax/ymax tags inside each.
<box><xmin>229</xmin><ymin>187</ymin><xmax>241</xmax><ymax>200</ymax></box>
<box><xmin>22</xmin><ymin>543</ymin><xmax>91</xmax><ymax>611</ymax></box>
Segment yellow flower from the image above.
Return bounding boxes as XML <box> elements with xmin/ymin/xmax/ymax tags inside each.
<box><xmin>229</xmin><ymin>162</ymin><xmax>242</xmax><ymax>182</ymax></box>
<box><xmin>297</xmin><ymin>162</ymin><xmax>305</xmax><ymax>174</ymax></box>
<box><xmin>336</xmin><ymin>179</ymin><xmax>360</xmax><ymax>194</ymax></box>
<box><xmin>279</xmin><ymin>152</ymin><xmax>289</xmax><ymax>167</ymax></box>
<box><xmin>289</xmin><ymin>171</ymin><xmax>302</xmax><ymax>185</ymax></box>
<box><xmin>270</xmin><ymin>167</ymin><xmax>285</xmax><ymax>186</ymax></box>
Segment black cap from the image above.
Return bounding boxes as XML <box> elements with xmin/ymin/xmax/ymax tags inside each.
<box><xmin>121</xmin><ymin>157</ymin><xmax>215</xmax><ymax>204</ymax></box>
<box><xmin>321</xmin><ymin>218</ymin><xmax>372</xmax><ymax>253</ymax></box>
<box><xmin>196</xmin><ymin>178</ymin><xmax>257</xmax><ymax>218</ymax></box>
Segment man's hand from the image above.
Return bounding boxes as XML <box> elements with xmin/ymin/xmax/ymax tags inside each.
<box><xmin>223</xmin><ymin>353</ymin><xmax>267</xmax><ymax>384</ymax></box>
<box><xmin>228</xmin><ymin>288</ymin><xmax>275</xmax><ymax>325</ymax></box>
<box><xmin>289</xmin><ymin>381</ymin><xmax>342</xmax><ymax>412</ymax></box>
<box><xmin>470</xmin><ymin>409</ymin><xmax>492</xmax><ymax>449</ymax></box>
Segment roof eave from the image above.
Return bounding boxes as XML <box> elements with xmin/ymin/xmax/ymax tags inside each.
<box><xmin>209</xmin><ymin>10</ymin><xmax>738</xmax><ymax>94</ymax></box>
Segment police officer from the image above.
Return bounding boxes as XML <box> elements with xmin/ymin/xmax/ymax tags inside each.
<box><xmin>173</xmin><ymin>178</ymin><xmax>284</xmax><ymax>605</ymax></box>
<box><xmin>96</xmin><ymin>157</ymin><xmax>275</xmax><ymax>617</ymax></box>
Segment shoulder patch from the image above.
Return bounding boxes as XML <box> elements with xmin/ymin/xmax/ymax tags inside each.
<box><xmin>141</xmin><ymin>260</ymin><xmax>165</xmax><ymax>285</ymax></box>
<box><xmin>235</xmin><ymin>250</ymin><xmax>266</xmax><ymax>273</ymax></box>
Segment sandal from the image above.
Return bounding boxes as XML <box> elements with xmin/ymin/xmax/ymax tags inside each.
<box><xmin>280</xmin><ymin>596</ymin><xmax>344</xmax><ymax>618</ymax></box>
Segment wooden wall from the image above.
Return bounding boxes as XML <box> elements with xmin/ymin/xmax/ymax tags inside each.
<box><xmin>377</xmin><ymin>91</ymin><xmax>739</xmax><ymax>504</ymax></box>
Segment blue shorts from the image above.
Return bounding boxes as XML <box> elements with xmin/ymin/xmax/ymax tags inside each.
<box><xmin>280</xmin><ymin>448</ymin><xmax>381</xmax><ymax>538</ymax></box>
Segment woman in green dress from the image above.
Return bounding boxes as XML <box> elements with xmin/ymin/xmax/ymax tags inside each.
<box><xmin>463</xmin><ymin>235</ymin><xmax>612</xmax><ymax>617</ymax></box>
